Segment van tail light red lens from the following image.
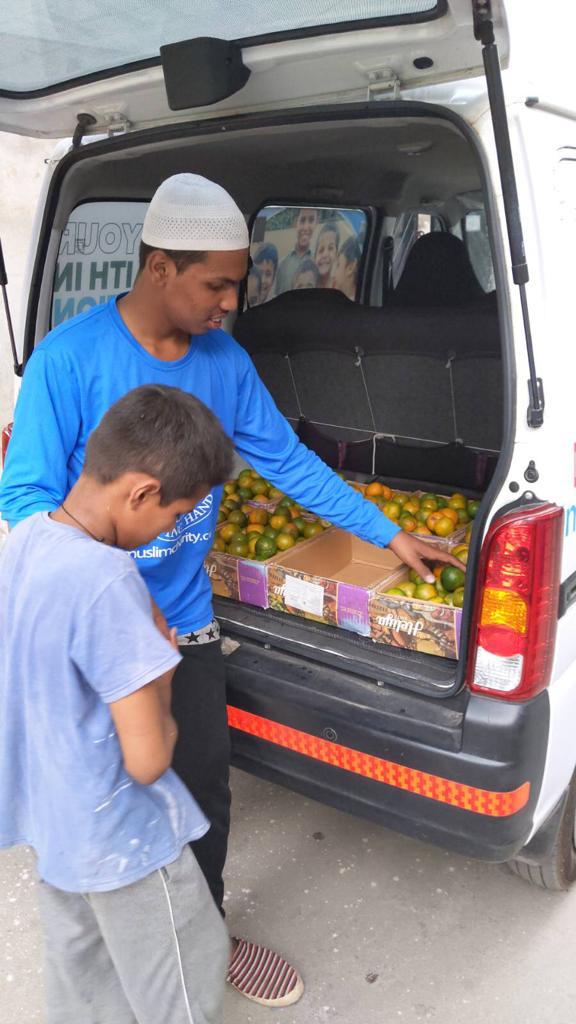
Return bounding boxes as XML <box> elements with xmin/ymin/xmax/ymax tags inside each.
<box><xmin>1</xmin><ymin>422</ymin><xmax>12</xmax><ymax>468</ymax></box>
<box><xmin>466</xmin><ymin>503</ymin><xmax>563</xmax><ymax>700</ymax></box>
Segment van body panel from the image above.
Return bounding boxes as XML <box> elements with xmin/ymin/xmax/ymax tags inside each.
<box><xmin>226</xmin><ymin>637</ymin><xmax>548</xmax><ymax>861</ymax></box>
<box><xmin>0</xmin><ymin>0</ymin><xmax>509</xmax><ymax>138</ymax></box>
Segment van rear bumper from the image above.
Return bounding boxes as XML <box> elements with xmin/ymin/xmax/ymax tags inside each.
<box><xmin>225</xmin><ymin>638</ymin><xmax>549</xmax><ymax>862</ymax></box>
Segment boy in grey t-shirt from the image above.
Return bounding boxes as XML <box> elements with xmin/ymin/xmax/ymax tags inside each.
<box><xmin>0</xmin><ymin>385</ymin><xmax>234</xmax><ymax>1024</ymax></box>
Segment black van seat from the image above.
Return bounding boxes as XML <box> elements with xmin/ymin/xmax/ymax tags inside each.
<box><xmin>390</xmin><ymin>232</ymin><xmax>486</xmax><ymax>307</ymax></box>
<box><xmin>233</xmin><ymin>289</ymin><xmax>502</xmax><ymax>488</ymax></box>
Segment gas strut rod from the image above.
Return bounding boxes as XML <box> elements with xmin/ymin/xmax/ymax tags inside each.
<box><xmin>0</xmin><ymin>239</ymin><xmax>22</xmax><ymax>377</ymax></box>
<box><xmin>473</xmin><ymin>0</ymin><xmax>544</xmax><ymax>428</ymax></box>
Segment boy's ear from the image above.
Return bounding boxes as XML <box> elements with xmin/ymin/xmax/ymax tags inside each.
<box><xmin>129</xmin><ymin>477</ymin><xmax>162</xmax><ymax>509</ymax></box>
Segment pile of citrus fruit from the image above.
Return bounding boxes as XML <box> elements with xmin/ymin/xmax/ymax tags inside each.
<box><xmin>385</xmin><ymin>544</ymin><xmax>468</xmax><ymax>607</ymax></box>
<box><xmin>363</xmin><ymin>482</ymin><xmax>479</xmax><ymax>538</ymax></box>
<box><xmin>214</xmin><ymin>473</ymin><xmax>328</xmax><ymax>561</ymax></box>
<box><xmin>222</xmin><ymin>468</ymin><xmax>284</xmax><ymax>506</ymax></box>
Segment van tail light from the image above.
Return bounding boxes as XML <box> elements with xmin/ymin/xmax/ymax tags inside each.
<box><xmin>466</xmin><ymin>503</ymin><xmax>563</xmax><ymax>700</ymax></box>
<box><xmin>1</xmin><ymin>422</ymin><xmax>12</xmax><ymax>468</ymax></box>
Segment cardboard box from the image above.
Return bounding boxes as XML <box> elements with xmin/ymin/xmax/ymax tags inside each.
<box><xmin>268</xmin><ymin>529</ymin><xmax>403</xmax><ymax>634</ymax></box>
<box><xmin>205</xmin><ymin>528</ymin><xmax>334</xmax><ymax>609</ymax></box>
<box><xmin>370</xmin><ymin>572</ymin><xmax>463</xmax><ymax>659</ymax></box>
<box><xmin>205</xmin><ymin>549</ymin><xmax>272</xmax><ymax>608</ymax></box>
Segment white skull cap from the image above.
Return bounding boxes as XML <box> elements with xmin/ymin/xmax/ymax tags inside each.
<box><xmin>142</xmin><ymin>173</ymin><xmax>249</xmax><ymax>251</ymax></box>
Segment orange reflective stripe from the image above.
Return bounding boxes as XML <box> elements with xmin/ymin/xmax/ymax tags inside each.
<box><xmin>227</xmin><ymin>706</ymin><xmax>530</xmax><ymax>818</ymax></box>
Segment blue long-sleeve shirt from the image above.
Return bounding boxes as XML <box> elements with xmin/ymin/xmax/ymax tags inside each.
<box><xmin>0</xmin><ymin>297</ymin><xmax>400</xmax><ymax>632</ymax></box>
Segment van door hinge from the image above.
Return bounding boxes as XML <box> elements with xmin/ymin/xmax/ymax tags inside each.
<box><xmin>106</xmin><ymin>113</ymin><xmax>132</xmax><ymax>137</ymax></box>
<box><xmin>359</xmin><ymin>66</ymin><xmax>402</xmax><ymax>101</ymax></box>
<box><xmin>472</xmin><ymin>0</ymin><xmax>545</xmax><ymax>429</ymax></box>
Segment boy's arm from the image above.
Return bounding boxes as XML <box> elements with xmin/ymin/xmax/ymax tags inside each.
<box><xmin>0</xmin><ymin>347</ymin><xmax>81</xmax><ymax>527</ymax></box>
<box><xmin>71</xmin><ymin>570</ymin><xmax>182</xmax><ymax>784</ymax></box>
<box><xmin>110</xmin><ymin>667</ymin><xmax>178</xmax><ymax>786</ymax></box>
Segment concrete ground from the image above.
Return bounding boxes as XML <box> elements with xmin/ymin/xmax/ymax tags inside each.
<box><xmin>2</xmin><ymin>767</ymin><xmax>576</xmax><ymax>1024</ymax></box>
<box><xmin>2</xmin><ymin>134</ymin><xmax>576</xmax><ymax>1024</ymax></box>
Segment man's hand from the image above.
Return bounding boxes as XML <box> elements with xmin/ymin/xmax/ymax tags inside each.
<box><xmin>389</xmin><ymin>532</ymin><xmax>466</xmax><ymax>584</ymax></box>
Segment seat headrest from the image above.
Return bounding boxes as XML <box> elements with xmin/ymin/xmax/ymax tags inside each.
<box><xmin>235</xmin><ymin>288</ymin><xmax>356</xmax><ymax>353</ymax></box>
<box><xmin>391</xmin><ymin>232</ymin><xmax>485</xmax><ymax>307</ymax></box>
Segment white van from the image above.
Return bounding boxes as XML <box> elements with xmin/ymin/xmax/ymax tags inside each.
<box><xmin>2</xmin><ymin>0</ymin><xmax>576</xmax><ymax>889</ymax></box>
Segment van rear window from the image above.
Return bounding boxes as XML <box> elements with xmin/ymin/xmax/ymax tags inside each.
<box><xmin>51</xmin><ymin>201</ymin><xmax>147</xmax><ymax>327</ymax></box>
<box><xmin>248</xmin><ymin>205</ymin><xmax>368</xmax><ymax>307</ymax></box>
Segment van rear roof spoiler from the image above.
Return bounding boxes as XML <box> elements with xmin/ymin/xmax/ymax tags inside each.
<box><xmin>473</xmin><ymin>0</ymin><xmax>544</xmax><ymax>429</ymax></box>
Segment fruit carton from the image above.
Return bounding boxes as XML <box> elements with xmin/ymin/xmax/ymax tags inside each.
<box><xmin>268</xmin><ymin>529</ymin><xmax>404</xmax><ymax>634</ymax></box>
<box><xmin>205</xmin><ymin>549</ymin><xmax>275</xmax><ymax>609</ymax></box>
<box><xmin>369</xmin><ymin>572</ymin><xmax>463</xmax><ymax>659</ymax></box>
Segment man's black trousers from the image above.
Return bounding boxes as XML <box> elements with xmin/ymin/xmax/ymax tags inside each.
<box><xmin>171</xmin><ymin>640</ymin><xmax>231</xmax><ymax>915</ymax></box>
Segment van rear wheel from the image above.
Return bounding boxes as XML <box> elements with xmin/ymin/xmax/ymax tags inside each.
<box><xmin>505</xmin><ymin>773</ymin><xmax>576</xmax><ymax>891</ymax></box>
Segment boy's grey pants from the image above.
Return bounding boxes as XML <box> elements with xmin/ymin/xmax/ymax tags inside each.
<box><xmin>38</xmin><ymin>845</ymin><xmax>229</xmax><ymax>1024</ymax></box>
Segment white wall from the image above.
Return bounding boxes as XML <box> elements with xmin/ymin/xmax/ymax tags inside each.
<box><xmin>0</xmin><ymin>132</ymin><xmax>57</xmax><ymax>429</ymax></box>
<box><xmin>0</xmin><ymin>132</ymin><xmax>57</xmax><ymax>542</ymax></box>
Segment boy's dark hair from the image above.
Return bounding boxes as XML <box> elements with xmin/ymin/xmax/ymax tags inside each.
<box><xmin>138</xmin><ymin>241</ymin><xmax>206</xmax><ymax>274</ymax></box>
<box><xmin>293</xmin><ymin>257</ymin><xmax>321</xmax><ymax>286</ymax></box>
<box><xmin>84</xmin><ymin>385</ymin><xmax>234</xmax><ymax>504</ymax></box>
<box><xmin>340</xmin><ymin>235</ymin><xmax>362</xmax><ymax>266</ymax></box>
<box><xmin>315</xmin><ymin>220</ymin><xmax>340</xmax><ymax>252</ymax></box>
<box><xmin>253</xmin><ymin>242</ymin><xmax>279</xmax><ymax>271</ymax></box>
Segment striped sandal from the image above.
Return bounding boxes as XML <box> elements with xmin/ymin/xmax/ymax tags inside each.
<box><xmin>227</xmin><ymin>937</ymin><xmax>304</xmax><ymax>1007</ymax></box>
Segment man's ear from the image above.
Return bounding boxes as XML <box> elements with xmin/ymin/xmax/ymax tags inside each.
<box><xmin>129</xmin><ymin>477</ymin><xmax>162</xmax><ymax>510</ymax></box>
<box><xmin>147</xmin><ymin>249</ymin><xmax>175</xmax><ymax>287</ymax></box>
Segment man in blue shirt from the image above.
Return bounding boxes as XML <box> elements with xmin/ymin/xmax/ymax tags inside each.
<box><xmin>0</xmin><ymin>385</ymin><xmax>233</xmax><ymax>1024</ymax></box>
<box><xmin>0</xmin><ymin>173</ymin><xmax>459</xmax><ymax>1007</ymax></box>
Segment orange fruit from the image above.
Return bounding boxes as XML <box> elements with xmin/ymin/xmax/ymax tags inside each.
<box><xmin>213</xmin><ymin>536</ymin><xmax>226</xmax><ymax>552</ymax></box>
<box><xmin>403</xmin><ymin>499</ymin><xmax>420</xmax><ymax>515</ymax></box>
<box><xmin>414</xmin><ymin>583</ymin><xmax>437</xmax><ymax>601</ymax></box>
<box><xmin>448</xmin><ymin>493</ymin><xmax>467</xmax><ymax>510</ymax></box>
<box><xmin>246</xmin><ymin>523</ymin><xmax>266</xmax><ymax>535</ymax></box>
<box><xmin>219</xmin><ymin>522</ymin><xmax>240</xmax><ymax>542</ymax></box>
<box><xmin>381</xmin><ymin>484</ymin><xmax>392</xmax><ymax>500</ymax></box>
<box><xmin>228</xmin><ymin>537</ymin><xmax>250</xmax><ymax>558</ymax></box>
<box><xmin>441</xmin><ymin>566</ymin><xmax>466</xmax><ymax>592</ymax></box>
<box><xmin>451</xmin><ymin>544</ymin><xmax>469</xmax><ymax>565</ymax></box>
<box><xmin>414</xmin><ymin>525</ymin><xmax>432</xmax><ymax>535</ymax></box>
<box><xmin>280</xmin><ymin>522</ymin><xmax>299</xmax><ymax>538</ymax></box>
<box><xmin>383</xmin><ymin>502</ymin><xmax>401</xmax><ymax>521</ymax></box>
<box><xmin>400</xmin><ymin>514</ymin><xmax>417</xmax><ymax>533</ymax></box>
<box><xmin>433</xmin><ymin>517</ymin><xmax>456</xmax><ymax>537</ymax></box>
<box><xmin>433</xmin><ymin>566</ymin><xmax>443</xmax><ymax>579</ymax></box>
<box><xmin>303</xmin><ymin>522</ymin><xmax>324</xmax><ymax>539</ymax></box>
<box><xmin>426</xmin><ymin>511</ymin><xmax>444</xmax><ymax>530</ymax></box>
<box><xmin>248</xmin><ymin>534</ymin><xmax>261</xmax><ymax>555</ymax></box>
<box><xmin>366</xmin><ymin>481</ymin><xmax>384</xmax><ymax>497</ymax></box>
<box><xmin>270</xmin><ymin>514</ymin><xmax>289</xmax><ymax>531</ymax></box>
<box><xmin>227</xmin><ymin>510</ymin><xmax>247</xmax><ymax>527</ymax></box>
<box><xmin>252</xmin><ymin>492</ymin><xmax>270</xmax><ymax>504</ymax></box>
<box><xmin>248</xmin><ymin>509</ymin><xmax>268</xmax><ymax>525</ymax></box>
<box><xmin>441</xmin><ymin>508</ymin><xmax>459</xmax><ymax>525</ymax></box>
<box><xmin>276</xmin><ymin>533</ymin><xmax>296</xmax><ymax>551</ymax></box>
<box><xmin>254</xmin><ymin>535</ymin><xmax>277</xmax><ymax>560</ymax></box>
